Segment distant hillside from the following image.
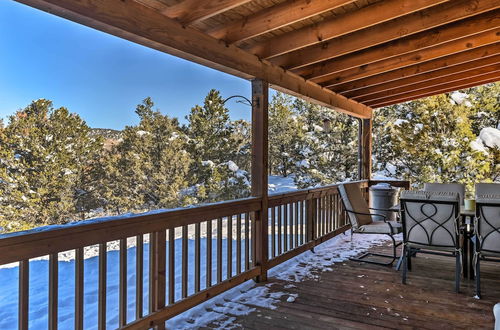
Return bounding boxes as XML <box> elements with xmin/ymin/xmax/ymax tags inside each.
<box><xmin>91</xmin><ymin>128</ymin><xmax>122</xmax><ymax>150</ymax></box>
<box><xmin>90</xmin><ymin>128</ymin><xmax>122</xmax><ymax>140</ymax></box>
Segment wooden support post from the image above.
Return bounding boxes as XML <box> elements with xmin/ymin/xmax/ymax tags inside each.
<box><xmin>360</xmin><ymin>118</ymin><xmax>372</xmax><ymax>181</ymax></box>
<box><xmin>251</xmin><ymin>79</ymin><xmax>269</xmax><ymax>282</ymax></box>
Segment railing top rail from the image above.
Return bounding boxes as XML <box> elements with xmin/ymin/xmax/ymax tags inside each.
<box><xmin>0</xmin><ymin>197</ymin><xmax>261</xmax><ymax>265</ymax></box>
<box><xmin>268</xmin><ymin>179</ymin><xmax>369</xmax><ymax>200</ymax></box>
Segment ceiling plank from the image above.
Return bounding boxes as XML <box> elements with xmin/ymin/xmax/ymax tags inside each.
<box><xmin>359</xmin><ymin>63</ymin><xmax>500</xmax><ymax>104</ymax></box>
<box><xmin>330</xmin><ymin>43</ymin><xmax>500</xmax><ymax>93</ymax></box>
<box><xmin>246</xmin><ymin>0</ymin><xmax>449</xmax><ymax>59</ymax></box>
<box><xmin>368</xmin><ymin>73</ymin><xmax>500</xmax><ymax>108</ymax></box>
<box><xmin>319</xmin><ymin>28</ymin><xmax>500</xmax><ymax>88</ymax></box>
<box><xmin>159</xmin><ymin>0</ymin><xmax>252</xmax><ymax>25</ymax></box>
<box><xmin>268</xmin><ymin>0</ymin><xmax>500</xmax><ymax>69</ymax></box>
<box><xmin>344</xmin><ymin>54</ymin><xmax>500</xmax><ymax>99</ymax></box>
<box><xmin>294</xmin><ymin>10</ymin><xmax>500</xmax><ymax>80</ymax></box>
<box><xmin>14</xmin><ymin>0</ymin><xmax>371</xmax><ymax>119</ymax></box>
<box><xmin>206</xmin><ymin>0</ymin><xmax>355</xmax><ymax>43</ymax></box>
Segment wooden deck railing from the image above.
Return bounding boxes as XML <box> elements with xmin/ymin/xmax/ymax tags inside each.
<box><xmin>0</xmin><ymin>179</ymin><xmax>408</xmax><ymax>329</ymax></box>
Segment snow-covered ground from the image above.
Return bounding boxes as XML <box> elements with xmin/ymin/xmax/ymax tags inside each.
<box><xmin>268</xmin><ymin>175</ymin><xmax>297</xmax><ymax>194</ymax></box>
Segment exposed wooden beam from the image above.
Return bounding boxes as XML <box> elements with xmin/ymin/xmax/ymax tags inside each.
<box><xmin>369</xmin><ymin>72</ymin><xmax>500</xmax><ymax>108</ymax></box>
<box><xmin>159</xmin><ymin>0</ymin><xmax>251</xmax><ymax>25</ymax></box>
<box><xmin>269</xmin><ymin>0</ymin><xmax>500</xmax><ymax>70</ymax></box>
<box><xmin>294</xmin><ymin>10</ymin><xmax>500</xmax><ymax>80</ymax></box>
<box><xmin>15</xmin><ymin>0</ymin><xmax>371</xmax><ymax>118</ymax></box>
<box><xmin>346</xmin><ymin>54</ymin><xmax>500</xmax><ymax>99</ymax></box>
<box><xmin>320</xmin><ymin>28</ymin><xmax>500</xmax><ymax>88</ymax></box>
<box><xmin>330</xmin><ymin>43</ymin><xmax>500</xmax><ymax>93</ymax></box>
<box><xmin>246</xmin><ymin>0</ymin><xmax>448</xmax><ymax>59</ymax></box>
<box><xmin>360</xmin><ymin>64</ymin><xmax>500</xmax><ymax>104</ymax></box>
<box><xmin>206</xmin><ymin>0</ymin><xmax>355</xmax><ymax>43</ymax></box>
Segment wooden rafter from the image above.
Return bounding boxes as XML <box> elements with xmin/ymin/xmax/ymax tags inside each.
<box><xmin>330</xmin><ymin>43</ymin><xmax>500</xmax><ymax>93</ymax></box>
<box><xmin>359</xmin><ymin>63</ymin><xmax>500</xmax><ymax>104</ymax></box>
<box><xmin>320</xmin><ymin>28</ymin><xmax>500</xmax><ymax>88</ymax></box>
<box><xmin>268</xmin><ymin>0</ymin><xmax>500</xmax><ymax>70</ymax></box>
<box><xmin>369</xmin><ymin>72</ymin><xmax>500</xmax><ymax>108</ymax></box>
<box><xmin>158</xmin><ymin>0</ymin><xmax>251</xmax><ymax>25</ymax></box>
<box><xmin>15</xmin><ymin>0</ymin><xmax>371</xmax><ymax>118</ymax></box>
<box><xmin>294</xmin><ymin>10</ymin><xmax>500</xmax><ymax>80</ymax></box>
<box><xmin>206</xmin><ymin>0</ymin><xmax>355</xmax><ymax>43</ymax></box>
<box><xmin>345</xmin><ymin>54</ymin><xmax>500</xmax><ymax>100</ymax></box>
<box><xmin>246</xmin><ymin>0</ymin><xmax>449</xmax><ymax>59</ymax></box>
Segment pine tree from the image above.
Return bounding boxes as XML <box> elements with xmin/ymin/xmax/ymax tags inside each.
<box><xmin>101</xmin><ymin>97</ymin><xmax>191</xmax><ymax>212</ymax></box>
<box><xmin>268</xmin><ymin>92</ymin><xmax>304</xmax><ymax>177</ymax></box>
<box><xmin>373</xmin><ymin>93</ymin><xmax>492</xmax><ymax>193</ymax></box>
<box><xmin>185</xmin><ymin>89</ymin><xmax>250</xmax><ymax>202</ymax></box>
<box><xmin>0</xmin><ymin>99</ymin><xmax>104</xmax><ymax>229</ymax></box>
<box><xmin>292</xmin><ymin>98</ymin><xmax>359</xmax><ymax>188</ymax></box>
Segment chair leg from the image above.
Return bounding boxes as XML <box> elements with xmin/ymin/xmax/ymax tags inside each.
<box><xmin>455</xmin><ymin>252</ymin><xmax>461</xmax><ymax>293</ymax></box>
<box><xmin>475</xmin><ymin>255</ymin><xmax>481</xmax><ymax>299</ymax></box>
<box><xmin>402</xmin><ymin>245</ymin><xmax>408</xmax><ymax>285</ymax></box>
<box><xmin>349</xmin><ymin>234</ymin><xmax>399</xmax><ymax>266</ymax></box>
<box><xmin>407</xmin><ymin>247</ymin><xmax>412</xmax><ymax>271</ymax></box>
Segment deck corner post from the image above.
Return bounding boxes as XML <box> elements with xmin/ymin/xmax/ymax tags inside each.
<box><xmin>360</xmin><ymin>118</ymin><xmax>372</xmax><ymax>182</ymax></box>
<box><xmin>251</xmin><ymin>78</ymin><xmax>269</xmax><ymax>282</ymax></box>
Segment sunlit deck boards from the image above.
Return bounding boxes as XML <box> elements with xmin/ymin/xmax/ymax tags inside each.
<box><xmin>207</xmin><ymin>243</ymin><xmax>498</xmax><ymax>329</ymax></box>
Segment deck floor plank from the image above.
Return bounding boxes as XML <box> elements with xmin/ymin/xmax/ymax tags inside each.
<box><xmin>205</xmin><ymin>242</ymin><xmax>499</xmax><ymax>329</ymax></box>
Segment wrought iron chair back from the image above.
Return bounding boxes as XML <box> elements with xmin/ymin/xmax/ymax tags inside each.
<box><xmin>400</xmin><ymin>190</ymin><xmax>461</xmax><ymax>292</ymax></box>
<box><xmin>474</xmin><ymin>193</ymin><xmax>500</xmax><ymax>299</ymax></box>
<box><xmin>401</xmin><ymin>197</ymin><xmax>460</xmax><ymax>249</ymax></box>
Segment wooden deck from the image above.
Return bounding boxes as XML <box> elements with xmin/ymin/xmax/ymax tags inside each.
<box><xmin>207</xmin><ymin>242</ymin><xmax>499</xmax><ymax>329</ymax></box>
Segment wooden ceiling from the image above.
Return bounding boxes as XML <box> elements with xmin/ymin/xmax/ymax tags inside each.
<box><xmin>15</xmin><ymin>0</ymin><xmax>500</xmax><ymax>117</ymax></box>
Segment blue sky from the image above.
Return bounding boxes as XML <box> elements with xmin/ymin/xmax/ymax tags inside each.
<box><xmin>0</xmin><ymin>1</ymin><xmax>254</xmax><ymax>129</ymax></box>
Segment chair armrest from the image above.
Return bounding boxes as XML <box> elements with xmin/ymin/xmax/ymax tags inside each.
<box><xmin>345</xmin><ymin>209</ymin><xmax>388</xmax><ymax>222</ymax></box>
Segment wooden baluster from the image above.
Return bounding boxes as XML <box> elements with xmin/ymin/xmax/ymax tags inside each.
<box><xmin>19</xmin><ymin>259</ymin><xmax>29</xmax><ymax>330</ymax></box>
<box><xmin>293</xmin><ymin>202</ymin><xmax>300</xmax><ymax>247</ymax></box>
<box><xmin>49</xmin><ymin>253</ymin><xmax>58</xmax><ymax>330</ymax></box>
<box><xmin>98</xmin><ymin>243</ymin><xmax>107</xmax><ymax>330</ymax></box>
<box><xmin>168</xmin><ymin>229</ymin><xmax>175</xmax><ymax>304</ymax></box>
<box><xmin>299</xmin><ymin>200</ymin><xmax>304</xmax><ymax>245</ymax></box>
<box><xmin>236</xmin><ymin>214</ymin><xmax>242</xmax><ymax>274</ymax></box>
<box><xmin>149</xmin><ymin>232</ymin><xmax>157</xmax><ymax>314</ymax></box>
<box><xmin>289</xmin><ymin>203</ymin><xmax>294</xmax><ymax>248</ymax></box>
<box><xmin>245</xmin><ymin>212</ymin><xmax>250</xmax><ymax>271</ymax></box>
<box><xmin>277</xmin><ymin>205</ymin><xmax>282</xmax><ymax>255</ymax></box>
<box><xmin>182</xmin><ymin>225</ymin><xmax>188</xmax><ymax>299</ymax></box>
<box><xmin>206</xmin><ymin>220</ymin><xmax>212</xmax><ymax>288</ymax></box>
<box><xmin>194</xmin><ymin>223</ymin><xmax>201</xmax><ymax>293</ymax></box>
<box><xmin>136</xmin><ymin>235</ymin><xmax>143</xmax><ymax>320</ymax></box>
<box><xmin>217</xmin><ymin>217</ymin><xmax>223</xmax><ymax>283</ymax></box>
<box><xmin>75</xmin><ymin>248</ymin><xmax>84</xmax><ymax>330</ymax></box>
<box><xmin>156</xmin><ymin>231</ymin><xmax>166</xmax><ymax>330</ymax></box>
<box><xmin>119</xmin><ymin>239</ymin><xmax>127</xmax><ymax>327</ymax></box>
<box><xmin>283</xmin><ymin>204</ymin><xmax>288</xmax><ymax>252</ymax></box>
<box><xmin>271</xmin><ymin>207</ymin><xmax>276</xmax><ymax>258</ymax></box>
<box><xmin>227</xmin><ymin>215</ymin><xmax>233</xmax><ymax>279</ymax></box>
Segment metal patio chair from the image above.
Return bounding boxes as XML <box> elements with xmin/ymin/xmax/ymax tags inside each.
<box><xmin>424</xmin><ymin>182</ymin><xmax>465</xmax><ymax>205</ymax></box>
<box><xmin>338</xmin><ymin>182</ymin><xmax>402</xmax><ymax>267</ymax></box>
<box><xmin>474</xmin><ymin>190</ymin><xmax>500</xmax><ymax>299</ymax></box>
<box><xmin>400</xmin><ymin>190</ymin><xmax>461</xmax><ymax>292</ymax></box>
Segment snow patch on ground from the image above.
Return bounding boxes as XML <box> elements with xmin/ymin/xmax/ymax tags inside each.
<box><xmin>268</xmin><ymin>175</ymin><xmax>297</xmax><ymax>194</ymax></box>
<box><xmin>479</xmin><ymin>127</ymin><xmax>500</xmax><ymax>149</ymax></box>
